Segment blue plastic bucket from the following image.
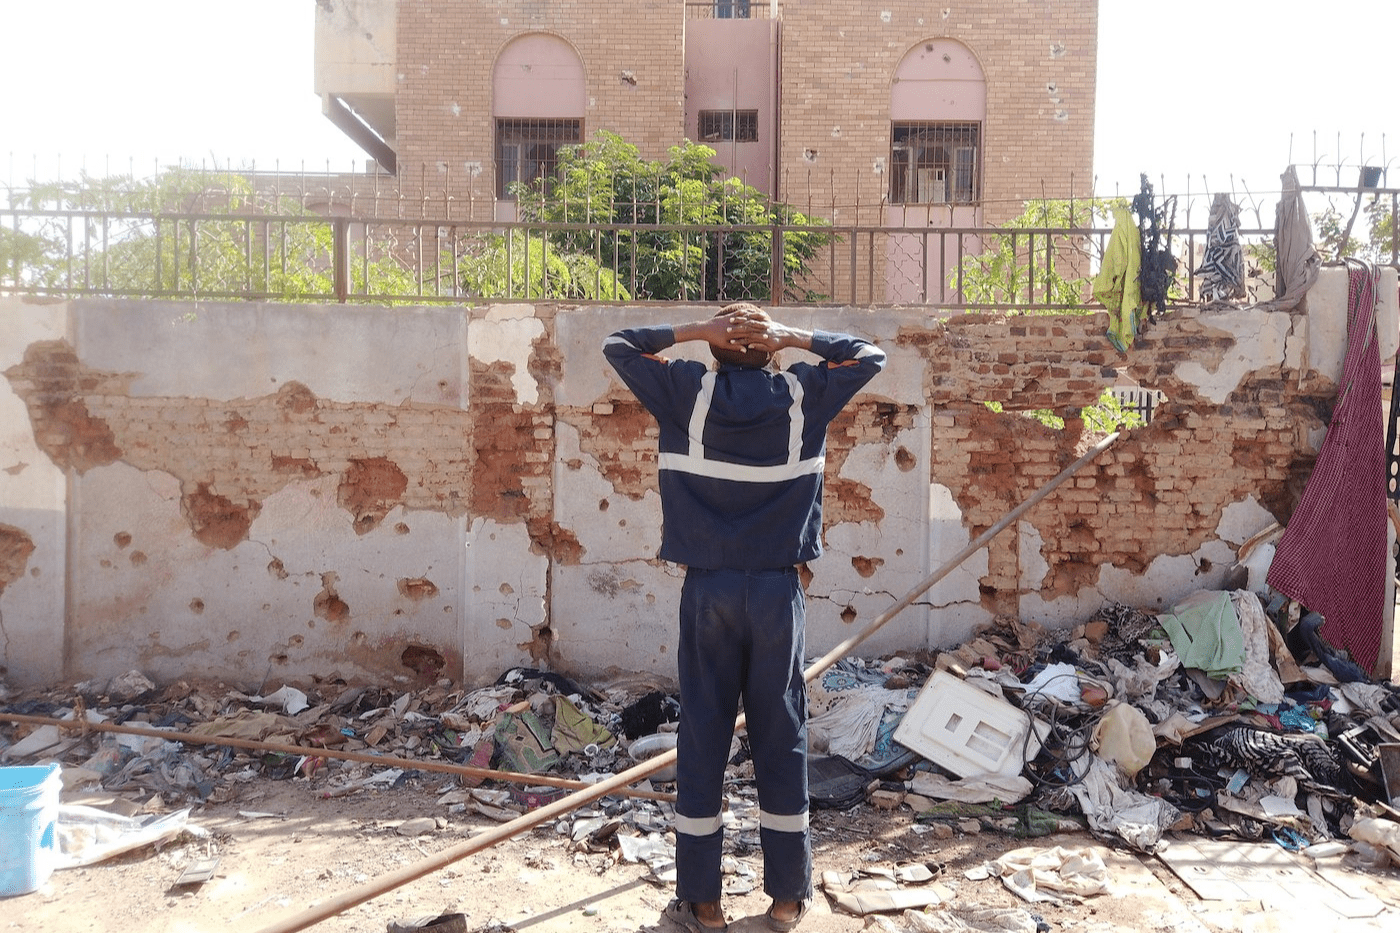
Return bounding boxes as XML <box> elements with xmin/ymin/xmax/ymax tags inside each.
<box><xmin>0</xmin><ymin>763</ymin><xmax>61</xmax><ymax>897</ymax></box>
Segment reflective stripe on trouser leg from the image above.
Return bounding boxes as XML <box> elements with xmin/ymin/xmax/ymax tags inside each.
<box><xmin>676</xmin><ymin>567</ymin><xmax>745</xmax><ymax>904</ymax></box>
<box><xmin>675</xmin><ymin>567</ymin><xmax>811</xmax><ymax>904</ymax></box>
<box><xmin>743</xmin><ymin>568</ymin><xmax>812</xmax><ymax>901</ymax></box>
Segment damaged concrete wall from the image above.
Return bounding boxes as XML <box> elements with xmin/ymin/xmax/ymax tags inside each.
<box><xmin>0</xmin><ymin>271</ymin><xmax>1395</xmax><ymax>688</ymax></box>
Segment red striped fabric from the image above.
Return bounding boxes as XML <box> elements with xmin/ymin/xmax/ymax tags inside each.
<box><xmin>1267</xmin><ymin>261</ymin><xmax>1387</xmax><ymax>675</ymax></box>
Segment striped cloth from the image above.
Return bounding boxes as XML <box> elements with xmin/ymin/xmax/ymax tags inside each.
<box><xmin>1267</xmin><ymin>260</ymin><xmax>1387</xmax><ymax>674</ymax></box>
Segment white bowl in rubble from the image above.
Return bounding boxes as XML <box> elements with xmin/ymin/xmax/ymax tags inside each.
<box><xmin>628</xmin><ymin>733</ymin><xmax>679</xmax><ymax>782</ymax></box>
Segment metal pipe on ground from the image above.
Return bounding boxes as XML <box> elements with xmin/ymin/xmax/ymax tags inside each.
<box><xmin>245</xmin><ymin>430</ymin><xmax>1122</xmax><ymax>933</ymax></box>
<box><xmin>0</xmin><ymin>713</ymin><xmax>677</xmax><ymax>803</ymax></box>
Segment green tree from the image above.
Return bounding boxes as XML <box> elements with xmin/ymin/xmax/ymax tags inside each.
<box><xmin>1313</xmin><ymin>197</ymin><xmax>1398</xmax><ymax>264</ymax></box>
<box><xmin>4</xmin><ymin>168</ymin><xmax>421</xmax><ymax>300</ymax></box>
<box><xmin>952</xmin><ymin>197</ymin><xmax>1123</xmax><ymax>311</ymax></box>
<box><xmin>512</xmin><ymin>131</ymin><xmax>833</xmax><ymax>302</ymax></box>
<box><xmin>459</xmin><ymin>230</ymin><xmax>628</xmax><ymax>300</ymax></box>
<box><xmin>983</xmin><ymin>388</ymin><xmax>1146</xmax><ymax>432</ymax></box>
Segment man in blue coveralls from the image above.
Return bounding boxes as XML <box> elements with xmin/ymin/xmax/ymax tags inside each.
<box><xmin>603</xmin><ymin>303</ymin><xmax>886</xmax><ymax>932</ymax></box>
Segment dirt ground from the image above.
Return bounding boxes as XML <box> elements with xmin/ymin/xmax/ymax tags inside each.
<box><xmin>8</xmin><ymin>772</ymin><xmax>1400</xmax><ymax>933</ymax></box>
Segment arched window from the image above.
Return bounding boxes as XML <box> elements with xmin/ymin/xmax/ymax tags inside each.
<box><xmin>492</xmin><ymin>35</ymin><xmax>586</xmax><ymax>200</ymax></box>
<box><xmin>888</xmin><ymin>40</ymin><xmax>986</xmax><ymax>205</ymax></box>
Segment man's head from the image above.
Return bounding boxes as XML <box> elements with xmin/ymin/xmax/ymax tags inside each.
<box><xmin>710</xmin><ymin>302</ymin><xmax>773</xmax><ymax>369</ymax></box>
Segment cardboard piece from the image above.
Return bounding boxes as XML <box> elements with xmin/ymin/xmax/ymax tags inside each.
<box><xmin>1156</xmin><ymin>838</ymin><xmax>1385</xmax><ymax>918</ymax></box>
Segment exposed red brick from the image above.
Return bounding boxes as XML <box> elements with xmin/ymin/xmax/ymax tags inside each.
<box><xmin>0</xmin><ymin>524</ymin><xmax>36</xmax><ymax>597</ymax></box>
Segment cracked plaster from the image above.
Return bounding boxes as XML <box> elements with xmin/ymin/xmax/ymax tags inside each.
<box><xmin>926</xmin><ymin>482</ymin><xmax>987</xmax><ymax>606</ymax></box>
<box><xmin>0</xmin><ymin>302</ymin><xmax>68</xmax><ymax>684</ymax></box>
<box><xmin>1215</xmin><ymin>496</ymin><xmax>1278</xmax><ymax>547</ymax></box>
<box><xmin>552</xmin><ymin>421</ymin><xmax>662</xmax><ymax>563</ymax></box>
<box><xmin>463</xmin><ymin>516</ymin><xmax>549</xmax><ymax>671</ymax></box>
<box><xmin>67</xmin><ymin>466</ymin><xmax>467</xmax><ymax>684</ymax></box>
<box><xmin>3</xmin><ymin>280</ymin><xmax>1390</xmax><ymax>686</ymax></box>
<box><xmin>73</xmin><ymin>300</ymin><xmax>465</xmax><ymax>405</ymax></box>
<box><xmin>468</xmin><ymin>304</ymin><xmax>546</xmax><ymax>405</ymax></box>
<box><xmin>1173</xmin><ymin>309</ymin><xmax>1295</xmax><ymax>405</ymax></box>
<box><xmin>808</xmin><ymin>422</ymin><xmax>929</xmax><ymax>653</ymax></box>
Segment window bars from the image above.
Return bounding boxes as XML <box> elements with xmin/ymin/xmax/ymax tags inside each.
<box><xmin>889</xmin><ymin>122</ymin><xmax>981</xmax><ymax>205</ymax></box>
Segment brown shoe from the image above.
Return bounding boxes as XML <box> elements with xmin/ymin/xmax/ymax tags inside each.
<box><xmin>664</xmin><ymin>899</ymin><xmax>728</xmax><ymax>933</ymax></box>
<box><xmin>766</xmin><ymin>899</ymin><xmax>811</xmax><ymax>932</ymax></box>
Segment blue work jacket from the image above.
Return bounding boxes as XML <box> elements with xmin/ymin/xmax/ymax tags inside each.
<box><xmin>603</xmin><ymin>324</ymin><xmax>886</xmax><ymax>570</ymax></box>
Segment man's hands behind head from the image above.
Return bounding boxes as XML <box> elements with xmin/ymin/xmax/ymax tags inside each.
<box><xmin>714</xmin><ymin>303</ymin><xmax>810</xmax><ymax>353</ymax></box>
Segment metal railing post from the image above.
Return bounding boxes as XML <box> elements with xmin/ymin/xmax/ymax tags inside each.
<box><xmin>769</xmin><ymin>221</ymin><xmax>782</xmax><ymax>305</ymax></box>
<box><xmin>332</xmin><ymin>216</ymin><xmax>349</xmax><ymax>302</ymax></box>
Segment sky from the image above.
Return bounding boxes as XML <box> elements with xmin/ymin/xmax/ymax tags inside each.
<box><xmin>1</xmin><ymin>0</ymin><xmax>1395</xmax><ymax>215</ymax></box>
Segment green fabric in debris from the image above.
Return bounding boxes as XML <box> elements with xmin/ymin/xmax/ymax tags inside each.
<box><xmin>550</xmin><ymin>695</ymin><xmax>616</xmax><ymax>753</ymax></box>
<box><xmin>1157</xmin><ymin>590</ymin><xmax>1246</xmax><ymax>679</ymax></box>
<box><xmin>495</xmin><ymin>710</ymin><xmax>559</xmax><ymax>773</ymax></box>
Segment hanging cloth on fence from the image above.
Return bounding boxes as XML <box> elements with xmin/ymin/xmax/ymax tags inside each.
<box><xmin>1093</xmin><ymin>205</ymin><xmax>1147</xmax><ymax>352</ymax></box>
<box><xmin>1267</xmin><ymin>260</ymin><xmax>1387</xmax><ymax>675</ymax></box>
<box><xmin>1259</xmin><ymin>165</ymin><xmax>1321</xmax><ymax>311</ymax></box>
<box><xmin>1198</xmin><ymin>193</ymin><xmax>1245</xmax><ymax>302</ymax></box>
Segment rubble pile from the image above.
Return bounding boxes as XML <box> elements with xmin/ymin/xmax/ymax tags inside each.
<box><xmin>3</xmin><ymin>583</ymin><xmax>1400</xmax><ymax>905</ymax></box>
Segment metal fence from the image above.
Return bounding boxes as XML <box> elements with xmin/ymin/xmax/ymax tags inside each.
<box><xmin>2</xmin><ymin>180</ymin><xmax>1395</xmax><ymax>308</ymax></box>
<box><xmin>1109</xmin><ymin>387</ymin><xmax>1167</xmax><ymax>424</ymax></box>
<box><xmin>0</xmin><ymin>206</ymin><xmax>1288</xmax><ymax>308</ymax></box>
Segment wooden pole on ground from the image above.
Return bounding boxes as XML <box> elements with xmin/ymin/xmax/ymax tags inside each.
<box><xmin>247</xmin><ymin>431</ymin><xmax>1121</xmax><ymax>932</ymax></box>
<box><xmin>0</xmin><ymin>713</ymin><xmax>676</xmax><ymax>803</ymax></box>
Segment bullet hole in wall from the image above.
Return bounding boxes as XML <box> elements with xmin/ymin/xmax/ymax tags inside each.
<box><xmin>402</xmin><ymin>645</ymin><xmax>446</xmax><ymax>679</ymax></box>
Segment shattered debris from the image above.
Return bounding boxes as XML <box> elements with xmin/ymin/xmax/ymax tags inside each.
<box><xmin>3</xmin><ymin>583</ymin><xmax>1400</xmax><ymax>927</ymax></box>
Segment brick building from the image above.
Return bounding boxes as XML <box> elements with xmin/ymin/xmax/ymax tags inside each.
<box><xmin>314</xmin><ymin>0</ymin><xmax>1098</xmax><ymax>233</ymax></box>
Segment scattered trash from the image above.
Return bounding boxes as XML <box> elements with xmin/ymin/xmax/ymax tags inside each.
<box><xmin>626</xmin><ymin>733</ymin><xmax>677</xmax><ymax>782</ymax></box>
<box><xmin>0</xmin><ymin>763</ymin><xmax>61</xmax><ymax>897</ymax></box>
<box><xmin>495</xmin><ymin>709</ymin><xmax>560</xmax><ymax>774</ymax></box>
<box><xmin>5</xmin><ymin>726</ymin><xmax>66</xmax><ymax>762</ymax></box>
<box><xmin>865</xmin><ymin>906</ymin><xmax>1043</xmax><ymax>933</ymax></box>
<box><xmin>821</xmin><ymin>867</ymin><xmax>949</xmax><ymax>914</ymax></box>
<box><xmin>1349</xmin><ymin>815</ymin><xmax>1400</xmax><ymax>868</ymax></box>
<box><xmin>988</xmin><ymin>845</ymin><xmax>1111</xmax><ymax>903</ymax></box>
<box><xmin>171</xmin><ymin>856</ymin><xmax>220</xmax><ymax>887</ymax></box>
<box><xmin>1158</xmin><ymin>835</ymin><xmax>1388</xmax><ymax>917</ymax></box>
<box><xmin>243</xmin><ymin>685</ymin><xmax>310</xmax><ymax>715</ymax></box>
<box><xmin>907</xmin><ymin>771</ymin><xmax>1033</xmax><ymax>805</ymax></box>
<box><xmin>893</xmin><ymin>671</ymin><xmax>1043</xmax><ymax>778</ymax></box>
<box><xmin>1089</xmin><ymin>701</ymin><xmax>1155</xmax><ymax>777</ymax></box>
<box><xmin>4</xmin><ymin>575</ymin><xmax>1400</xmax><ymax>923</ymax></box>
<box><xmin>1379</xmin><ymin>743</ymin><xmax>1400</xmax><ymax>807</ymax></box>
<box><xmin>808</xmin><ymin>754</ymin><xmax>877</xmax><ymax>810</ymax></box>
<box><xmin>386</xmin><ymin>913</ymin><xmax>468</xmax><ymax>933</ymax></box>
<box><xmin>106</xmin><ymin>670</ymin><xmax>156</xmax><ymax>703</ymax></box>
<box><xmin>395</xmin><ymin>817</ymin><xmax>438</xmax><ymax>837</ymax></box>
<box><xmin>55</xmin><ymin>804</ymin><xmax>191</xmax><ymax>868</ymax></box>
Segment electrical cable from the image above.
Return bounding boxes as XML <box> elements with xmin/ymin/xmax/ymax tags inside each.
<box><xmin>1008</xmin><ymin>670</ymin><xmax>1110</xmax><ymax>790</ymax></box>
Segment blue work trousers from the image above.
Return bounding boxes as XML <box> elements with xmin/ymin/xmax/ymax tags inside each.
<box><xmin>674</xmin><ymin>566</ymin><xmax>813</xmax><ymax>904</ymax></box>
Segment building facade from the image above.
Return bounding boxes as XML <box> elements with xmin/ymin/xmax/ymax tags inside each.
<box><xmin>314</xmin><ymin>1</ymin><xmax>1098</xmax><ymax>297</ymax></box>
